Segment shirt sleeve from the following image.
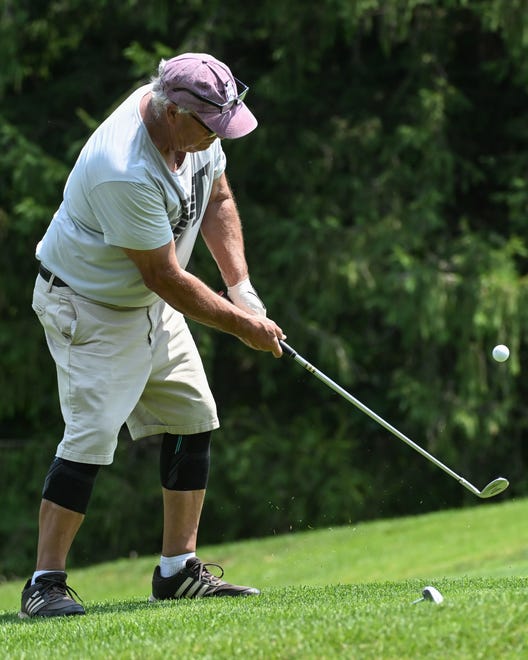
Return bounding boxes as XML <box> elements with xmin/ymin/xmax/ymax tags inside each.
<box><xmin>213</xmin><ymin>144</ymin><xmax>227</xmax><ymax>180</ymax></box>
<box><xmin>88</xmin><ymin>180</ymin><xmax>173</xmax><ymax>250</ymax></box>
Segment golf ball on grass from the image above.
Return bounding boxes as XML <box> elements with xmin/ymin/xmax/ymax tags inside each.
<box><xmin>492</xmin><ymin>344</ymin><xmax>510</xmax><ymax>362</ymax></box>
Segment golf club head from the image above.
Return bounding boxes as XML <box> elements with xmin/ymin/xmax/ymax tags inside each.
<box><xmin>422</xmin><ymin>586</ymin><xmax>443</xmax><ymax>604</ymax></box>
<box><xmin>478</xmin><ymin>477</ymin><xmax>509</xmax><ymax>498</ymax></box>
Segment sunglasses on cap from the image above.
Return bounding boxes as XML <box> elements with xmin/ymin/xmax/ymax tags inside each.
<box><xmin>170</xmin><ymin>78</ymin><xmax>249</xmax><ymax>114</ymax></box>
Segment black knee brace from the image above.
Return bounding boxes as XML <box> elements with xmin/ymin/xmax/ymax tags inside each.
<box><xmin>42</xmin><ymin>457</ymin><xmax>100</xmax><ymax>514</ymax></box>
<box><xmin>160</xmin><ymin>431</ymin><xmax>211</xmax><ymax>491</ymax></box>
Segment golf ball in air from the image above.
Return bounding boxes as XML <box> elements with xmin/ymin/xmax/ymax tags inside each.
<box><xmin>492</xmin><ymin>344</ymin><xmax>510</xmax><ymax>362</ymax></box>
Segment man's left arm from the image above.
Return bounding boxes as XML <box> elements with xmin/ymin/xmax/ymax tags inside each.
<box><xmin>200</xmin><ymin>172</ymin><xmax>266</xmax><ymax>316</ymax></box>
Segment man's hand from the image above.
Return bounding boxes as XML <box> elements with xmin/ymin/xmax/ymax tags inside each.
<box><xmin>227</xmin><ymin>278</ymin><xmax>267</xmax><ymax>317</ymax></box>
<box><xmin>237</xmin><ymin>315</ymin><xmax>284</xmax><ymax>357</ymax></box>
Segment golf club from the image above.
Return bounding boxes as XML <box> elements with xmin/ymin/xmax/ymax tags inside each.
<box><xmin>279</xmin><ymin>340</ymin><xmax>509</xmax><ymax>499</ymax></box>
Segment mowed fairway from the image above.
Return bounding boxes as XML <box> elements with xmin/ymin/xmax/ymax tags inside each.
<box><xmin>1</xmin><ymin>498</ymin><xmax>527</xmax><ymax>659</ymax></box>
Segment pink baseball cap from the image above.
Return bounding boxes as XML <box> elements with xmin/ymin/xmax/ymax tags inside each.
<box><xmin>161</xmin><ymin>53</ymin><xmax>258</xmax><ymax>139</ymax></box>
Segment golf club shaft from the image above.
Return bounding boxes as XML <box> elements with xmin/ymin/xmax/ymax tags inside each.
<box><xmin>279</xmin><ymin>340</ymin><xmax>481</xmax><ymax>496</ymax></box>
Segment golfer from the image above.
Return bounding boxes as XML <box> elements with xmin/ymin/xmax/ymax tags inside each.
<box><xmin>20</xmin><ymin>53</ymin><xmax>285</xmax><ymax>618</ymax></box>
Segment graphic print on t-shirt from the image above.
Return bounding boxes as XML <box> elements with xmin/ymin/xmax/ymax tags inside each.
<box><xmin>169</xmin><ymin>163</ymin><xmax>210</xmax><ymax>242</ymax></box>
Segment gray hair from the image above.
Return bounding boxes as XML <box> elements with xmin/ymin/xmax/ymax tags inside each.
<box><xmin>150</xmin><ymin>58</ymin><xmax>190</xmax><ymax>118</ymax></box>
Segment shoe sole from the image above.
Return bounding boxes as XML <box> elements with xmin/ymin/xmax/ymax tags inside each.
<box><xmin>149</xmin><ymin>590</ymin><xmax>260</xmax><ymax>602</ymax></box>
<box><xmin>18</xmin><ymin>610</ymin><xmax>85</xmax><ymax>619</ymax></box>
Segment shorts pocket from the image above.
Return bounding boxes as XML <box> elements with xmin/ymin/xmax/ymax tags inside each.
<box><xmin>32</xmin><ymin>289</ymin><xmax>47</xmax><ymax>318</ymax></box>
<box><xmin>32</xmin><ymin>287</ymin><xmax>79</xmax><ymax>345</ymax></box>
<box><xmin>56</xmin><ymin>296</ymin><xmax>79</xmax><ymax>341</ymax></box>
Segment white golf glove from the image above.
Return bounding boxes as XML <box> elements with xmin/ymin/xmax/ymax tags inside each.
<box><xmin>227</xmin><ymin>277</ymin><xmax>267</xmax><ymax>317</ymax></box>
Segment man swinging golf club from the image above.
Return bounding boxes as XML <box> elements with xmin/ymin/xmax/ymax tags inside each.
<box><xmin>21</xmin><ymin>52</ymin><xmax>285</xmax><ymax>618</ymax></box>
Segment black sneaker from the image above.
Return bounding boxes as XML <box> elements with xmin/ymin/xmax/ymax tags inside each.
<box><xmin>19</xmin><ymin>571</ymin><xmax>85</xmax><ymax>618</ymax></box>
<box><xmin>150</xmin><ymin>557</ymin><xmax>260</xmax><ymax>600</ymax></box>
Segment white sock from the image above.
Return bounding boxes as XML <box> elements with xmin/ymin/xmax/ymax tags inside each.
<box><xmin>159</xmin><ymin>552</ymin><xmax>196</xmax><ymax>578</ymax></box>
<box><xmin>31</xmin><ymin>569</ymin><xmax>62</xmax><ymax>585</ymax></box>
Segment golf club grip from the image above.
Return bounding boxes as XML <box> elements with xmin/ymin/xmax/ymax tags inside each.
<box><xmin>279</xmin><ymin>340</ymin><xmax>297</xmax><ymax>358</ymax></box>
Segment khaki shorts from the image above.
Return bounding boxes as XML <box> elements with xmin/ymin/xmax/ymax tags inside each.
<box><xmin>32</xmin><ymin>274</ymin><xmax>219</xmax><ymax>465</ymax></box>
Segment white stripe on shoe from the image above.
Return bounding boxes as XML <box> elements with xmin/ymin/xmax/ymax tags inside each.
<box><xmin>174</xmin><ymin>577</ymin><xmax>193</xmax><ymax>598</ymax></box>
<box><xmin>26</xmin><ymin>596</ymin><xmax>45</xmax><ymax>615</ymax></box>
<box><xmin>195</xmin><ymin>584</ymin><xmax>211</xmax><ymax>598</ymax></box>
<box><xmin>185</xmin><ymin>581</ymin><xmax>208</xmax><ymax>598</ymax></box>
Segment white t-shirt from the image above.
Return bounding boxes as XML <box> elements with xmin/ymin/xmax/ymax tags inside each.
<box><xmin>37</xmin><ymin>84</ymin><xmax>226</xmax><ymax>306</ymax></box>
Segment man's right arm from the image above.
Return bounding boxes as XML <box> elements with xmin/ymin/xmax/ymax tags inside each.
<box><xmin>123</xmin><ymin>240</ymin><xmax>285</xmax><ymax>357</ymax></box>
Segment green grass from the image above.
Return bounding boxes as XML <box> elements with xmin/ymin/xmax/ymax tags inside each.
<box><xmin>1</xmin><ymin>498</ymin><xmax>527</xmax><ymax>658</ymax></box>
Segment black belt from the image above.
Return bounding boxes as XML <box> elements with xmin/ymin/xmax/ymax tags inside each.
<box><xmin>39</xmin><ymin>265</ymin><xmax>69</xmax><ymax>287</ymax></box>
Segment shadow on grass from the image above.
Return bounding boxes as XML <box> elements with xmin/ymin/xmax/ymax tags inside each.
<box><xmin>1</xmin><ymin>598</ymin><xmax>158</xmax><ymax>624</ymax></box>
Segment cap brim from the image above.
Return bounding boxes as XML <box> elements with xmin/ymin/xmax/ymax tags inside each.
<box><xmin>199</xmin><ymin>102</ymin><xmax>257</xmax><ymax>139</ymax></box>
